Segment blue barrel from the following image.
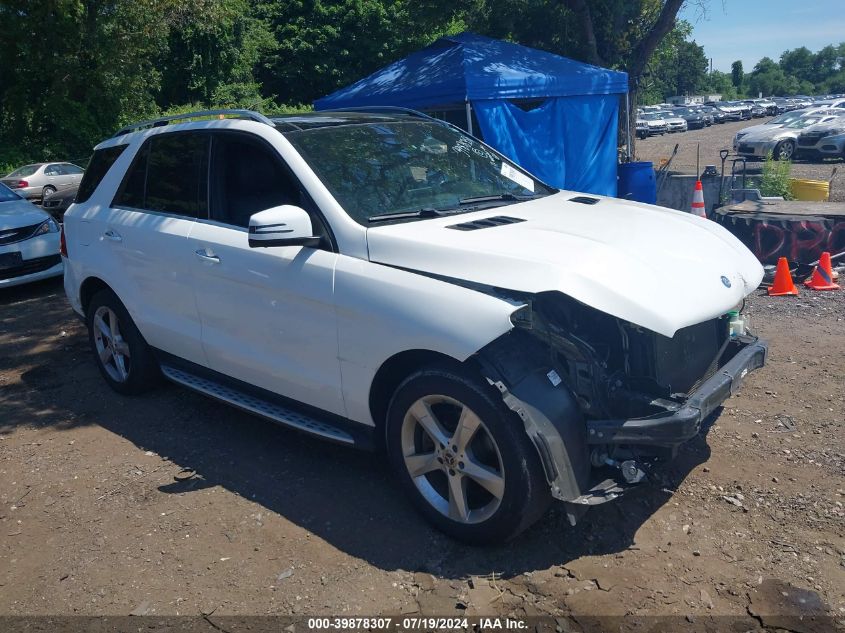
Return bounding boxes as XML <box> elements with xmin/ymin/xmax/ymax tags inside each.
<box><xmin>617</xmin><ymin>161</ymin><xmax>656</xmax><ymax>204</ymax></box>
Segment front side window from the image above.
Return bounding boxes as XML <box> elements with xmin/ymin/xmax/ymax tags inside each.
<box><xmin>209</xmin><ymin>133</ymin><xmax>301</xmax><ymax>228</ymax></box>
<box><xmin>113</xmin><ymin>133</ymin><xmax>209</xmax><ymax>217</ymax></box>
<box><xmin>62</xmin><ymin>163</ymin><xmax>85</xmax><ymax>174</ymax></box>
<box><xmin>283</xmin><ymin>119</ymin><xmax>553</xmax><ymax>225</ymax></box>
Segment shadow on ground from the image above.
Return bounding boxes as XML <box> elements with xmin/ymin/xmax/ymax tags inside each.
<box><xmin>1</xmin><ymin>279</ymin><xmax>711</xmax><ymax>578</ymax></box>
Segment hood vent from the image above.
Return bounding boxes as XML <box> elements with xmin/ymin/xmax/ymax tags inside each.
<box><xmin>447</xmin><ymin>215</ymin><xmax>526</xmax><ymax>231</ymax></box>
<box><xmin>569</xmin><ymin>196</ymin><xmax>600</xmax><ymax>205</ymax></box>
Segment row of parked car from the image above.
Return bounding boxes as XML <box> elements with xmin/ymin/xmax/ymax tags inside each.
<box><xmin>0</xmin><ymin>162</ymin><xmax>86</xmax><ymax>288</ymax></box>
<box><xmin>733</xmin><ymin>101</ymin><xmax>845</xmax><ymax>161</ymax></box>
<box><xmin>1</xmin><ymin>161</ymin><xmax>84</xmax><ymax>218</ymax></box>
<box><xmin>635</xmin><ymin>94</ymin><xmax>845</xmax><ymax>139</ymax></box>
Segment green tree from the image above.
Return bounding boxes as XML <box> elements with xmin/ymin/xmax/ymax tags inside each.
<box><xmin>780</xmin><ymin>46</ymin><xmax>814</xmax><ymax>83</ymax></box>
<box><xmin>675</xmin><ymin>40</ymin><xmax>708</xmax><ymax>95</ymax></box>
<box><xmin>157</xmin><ymin>0</ymin><xmax>276</xmax><ymax>108</ymax></box>
<box><xmin>731</xmin><ymin>60</ymin><xmax>744</xmax><ymax>90</ymax></box>
<box><xmin>701</xmin><ymin>70</ymin><xmax>737</xmax><ymax>100</ymax></box>
<box><xmin>0</xmin><ymin>0</ymin><xmax>170</xmax><ymax>165</ymax></box>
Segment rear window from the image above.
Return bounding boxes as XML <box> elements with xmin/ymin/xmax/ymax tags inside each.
<box><xmin>76</xmin><ymin>145</ymin><xmax>128</xmax><ymax>203</ymax></box>
<box><xmin>7</xmin><ymin>164</ymin><xmax>39</xmax><ymax>178</ymax></box>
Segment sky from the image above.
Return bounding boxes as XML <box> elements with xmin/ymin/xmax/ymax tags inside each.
<box><xmin>680</xmin><ymin>1</ymin><xmax>845</xmax><ymax>72</ymax></box>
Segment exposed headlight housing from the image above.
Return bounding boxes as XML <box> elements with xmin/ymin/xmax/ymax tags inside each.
<box><xmin>33</xmin><ymin>218</ymin><xmax>59</xmax><ymax>237</ymax></box>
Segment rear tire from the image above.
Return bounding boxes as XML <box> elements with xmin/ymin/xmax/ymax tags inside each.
<box><xmin>86</xmin><ymin>288</ymin><xmax>159</xmax><ymax>395</ymax></box>
<box><xmin>42</xmin><ymin>185</ymin><xmax>56</xmax><ymax>201</ymax></box>
<box><xmin>385</xmin><ymin>364</ymin><xmax>551</xmax><ymax>544</ymax></box>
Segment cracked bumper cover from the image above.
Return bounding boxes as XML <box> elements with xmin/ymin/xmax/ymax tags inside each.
<box><xmin>586</xmin><ymin>336</ymin><xmax>768</xmax><ymax>446</ymax></box>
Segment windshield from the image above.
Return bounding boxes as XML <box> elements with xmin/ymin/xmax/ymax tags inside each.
<box><xmin>641</xmin><ymin>113</ymin><xmax>664</xmax><ymax>121</ymax></box>
<box><xmin>6</xmin><ymin>164</ymin><xmax>39</xmax><ymax>178</ymax></box>
<box><xmin>283</xmin><ymin>119</ymin><xmax>554</xmax><ymax>224</ymax></box>
<box><xmin>0</xmin><ymin>182</ymin><xmax>22</xmax><ymax>202</ymax></box>
<box><xmin>769</xmin><ymin>112</ymin><xmax>802</xmax><ymax>125</ymax></box>
<box><xmin>786</xmin><ymin>116</ymin><xmax>833</xmax><ymax>129</ymax></box>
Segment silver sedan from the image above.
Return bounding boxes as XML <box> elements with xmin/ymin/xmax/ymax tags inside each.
<box><xmin>1</xmin><ymin>162</ymin><xmax>85</xmax><ymax>201</ymax></box>
<box><xmin>733</xmin><ymin>111</ymin><xmax>844</xmax><ymax>160</ymax></box>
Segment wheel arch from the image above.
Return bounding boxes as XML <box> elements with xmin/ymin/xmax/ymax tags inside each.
<box><xmin>368</xmin><ymin>349</ymin><xmax>465</xmax><ymax>438</ymax></box>
<box><xmin>79</xmin><ymin>276</ymin><xmax>113</xmax><ymax>317</ymax></box>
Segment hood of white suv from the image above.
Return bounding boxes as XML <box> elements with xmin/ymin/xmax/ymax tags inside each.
<box><xmin>366</xmin><ymin>193</ymin><xmax>763</xmax><ymax>338</ymax></box>
<box><xmin>0</xmin><ymin>198</ymin><xmax>50</xmax><ymax>231</ymax></box>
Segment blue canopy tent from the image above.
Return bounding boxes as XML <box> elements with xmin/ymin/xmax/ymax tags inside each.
<box><xmin>314</xmin><ymin>32</ymin><xmax>629</xmax><ymax>196</ymax></box>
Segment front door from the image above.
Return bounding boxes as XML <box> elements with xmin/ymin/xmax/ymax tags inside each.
<box><xmin>187</xmin><ymin>131</ymin><xmax>345</xmax><ymax>416</ymax></box>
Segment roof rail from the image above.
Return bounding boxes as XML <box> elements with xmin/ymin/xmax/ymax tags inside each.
<box><xmin>113</xmin><ymin>109</ymin><xmax>274</xmax><ymax>137</ymax></box>
<box><xmin>314</xmin><ymin>106</ymin><xmax>435</xmax><ymax>121</ymax></box>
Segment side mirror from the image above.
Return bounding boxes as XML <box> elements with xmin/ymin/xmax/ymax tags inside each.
<box><xmin>248</xmin><ymin>205</ymin><xmax>320</xmax><ymax>249</ymax></box>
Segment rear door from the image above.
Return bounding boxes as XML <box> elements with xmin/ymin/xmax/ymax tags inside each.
<box><xmin>104</xmin><ymin>132</ymin><xmax>209</xmax><ymax>365</ymax></box>
<box><xmin>43</xmin><ymin>164</ymin><xmax>63</xmax><ymax>190</ymax></box>
<box><xmin>61</xmin><ymin>163</ymin><xmax>85</xmax><ymax>190</ymax></box>
<box><xmin>187</xmin><ymin>131</ymin><xmax>344</xmax><ymax>415</ymax></box>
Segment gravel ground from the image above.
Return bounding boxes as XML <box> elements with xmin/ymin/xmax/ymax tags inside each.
<box><xmin>0</xmin><ymin>278</ymin><xmax>843</xmax><ymax>629</ymax></box>
<box><xmin>635</xmin><ymin>118</ymin><xmax>845</xmax><ymax>202</ymax></box>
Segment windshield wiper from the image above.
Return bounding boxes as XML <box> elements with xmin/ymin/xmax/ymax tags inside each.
<box><xmin>368</xmin><ymin>207</ymin><xmax>457</xmax><ymax>223</ymax></box>
<box><xmin>458</xmin><ymin>192</ymin><xmax>540</xmax><ymax>205</ymax></box>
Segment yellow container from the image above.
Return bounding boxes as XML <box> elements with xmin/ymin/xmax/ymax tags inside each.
<box><xmin>790</xmin><ymin>178</ymin><xmax>830</xmax><ymax>201</ymax></box>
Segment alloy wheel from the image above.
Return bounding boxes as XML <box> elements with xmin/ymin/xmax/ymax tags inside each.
<box><xmin>777</xmin><ymin>140</ymin><xmax>795</xmax><ymax>161</ymax></box>
<box><xmin>400</xmin><ymin>395</ymin><xmax>505</xmax><ymax>524</ymax></box>
<box><xmin>92</xmin><ymin>305</ymin><xmax>131</xmax><ymax>383</ymax></box>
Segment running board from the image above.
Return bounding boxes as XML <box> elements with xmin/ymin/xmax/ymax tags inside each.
<box><xmin>160</xmin><ymin>365</ymin><xmax>355</xmax><ymax>445</ymax></box>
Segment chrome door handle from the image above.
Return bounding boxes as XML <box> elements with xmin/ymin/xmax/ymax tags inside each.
<box><xmin>194</xmin><ymin>249</ymin><xmax>220</xmax><ymax>264</ymax></box>
<box><xmin>103</xmin><ymin>229</ymin><xmax>122</xmax><ymax>242</ymax></box>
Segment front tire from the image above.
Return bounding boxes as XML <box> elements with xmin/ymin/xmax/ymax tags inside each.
<box><xmin>86</xmin><ymin>289</ymin><xmax>159</xmax><ymax>395</ymax></box>
<box><xmin>386</xmin><ymin>364</ymin><xmax>551</xmax><ymax>544</ymax></box>
<box><xmin>774</xmin><ymin>139</ymin><xmax>795</xmax><ymax>161</ymax></box>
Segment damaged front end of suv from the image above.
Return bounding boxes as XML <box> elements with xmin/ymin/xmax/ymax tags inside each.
<box><xmin>475</xmin><ymin>291</ymin><xmax>767</xmax><ymax>524</ymax></box>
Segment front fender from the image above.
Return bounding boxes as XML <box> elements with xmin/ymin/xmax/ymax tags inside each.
<box><xmin>334</xmin><ymin>257</ymin><xmax>520</xmax><ymax>426</ymax></box>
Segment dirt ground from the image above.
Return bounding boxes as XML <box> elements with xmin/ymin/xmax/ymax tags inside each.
<box><xmin>1</xmin><ymin>277</ymin><xmax>843</xmax><ymax>629</ymax></box>
<box><xmin>635</xmin><ymin>117</ymin><xmax>845</xmax><ymax>202</ymax></box>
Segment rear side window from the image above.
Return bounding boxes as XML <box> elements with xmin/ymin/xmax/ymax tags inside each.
<box><xmin>113</xmin><ymin>133</ymin><xmax>209</xmax><ymax>218</ymax></box>
<box><xmin>76</xmin><ymin>145</ymin><xmax>127</xmax><ymax>203</ymax></box>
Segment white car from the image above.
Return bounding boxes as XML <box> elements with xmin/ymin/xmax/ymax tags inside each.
<box><xmin>0</xmin><ymin>183</ymin><xmax>63</xmax><ymax>288</ymax></box>
<box><xmin>654</xmin><ymin>111</ymin><xmax>688</xmax><ymax>133</ymax></box>
<box><xmin>62</xmin><ymin>109</ymin><xmax>767</xmax><ymax>543</ymax></box>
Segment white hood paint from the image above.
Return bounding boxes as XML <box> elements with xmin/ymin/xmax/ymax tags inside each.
<box><xmin>367</xmin><ymin>192</ymin><xmax>764</xmax><ymax>338</ymax></box>
<box><xmin>0</xmin><ymin>199</ymin><xmax>50</xmax><ymax>231</ymax></box>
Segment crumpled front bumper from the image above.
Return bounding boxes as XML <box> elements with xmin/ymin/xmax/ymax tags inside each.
<box><xmin>585</xmin><ymin>335</ymin><xmax>768</xmax><ymax>447</ymax></box>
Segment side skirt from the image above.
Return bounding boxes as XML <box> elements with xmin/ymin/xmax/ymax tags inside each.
<box><xmin>154</xmin><ymin>350</ymin><xmax>375</xmax><ymax>450</ymax></box>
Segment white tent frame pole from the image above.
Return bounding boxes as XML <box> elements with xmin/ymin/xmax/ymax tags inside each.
<box><xmin>465</xmin><ymin>99</ymin><xmax>474</xmax><ymax>135</ymax></box>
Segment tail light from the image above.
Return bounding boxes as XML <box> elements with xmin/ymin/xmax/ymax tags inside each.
<box><xmin>59</xmin><ymin>224</ymin><xmax>68</xmax><ymax>257</ymax></box>
<box><xmin>16</xmin><ymin>180</ymin><xmax>28</xmax><ymax>188</ymax></box>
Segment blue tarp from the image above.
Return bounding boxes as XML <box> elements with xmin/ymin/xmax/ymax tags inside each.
<box><xmin>314</xmin><ymin>33</ymin><xmax>627</xmax><ymax>196</ymax></box>
<box><xmin>473</xmin><ymin>96</ymin><xmax>619</xmax><ymax>196</ymax></box>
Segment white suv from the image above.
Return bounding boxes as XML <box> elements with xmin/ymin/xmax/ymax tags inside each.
<box><xmin>63</xmin><ymin>109</ymin><xmax>767</xmax><ymax>543</ymax></box>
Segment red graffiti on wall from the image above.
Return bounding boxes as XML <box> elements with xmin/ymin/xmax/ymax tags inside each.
<box><xmin>753</xmin><ymin>219</ymin><xmax>845</xmax><ymax>263</ymax></box>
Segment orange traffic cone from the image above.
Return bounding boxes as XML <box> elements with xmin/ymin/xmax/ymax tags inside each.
<box><xmin>804</xmin><ymin>251</ymin><xmax>840</xmax><ymax>291</ymax></box>
<box><xmin>691</xmin><ymin>180</ymin><xmax>707</xmax><ymax>218</ymax></box>
<box><xmin>768</xmin><ymin>257</ymin><xmax>799</xmax><ymax>296</ymax></box>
